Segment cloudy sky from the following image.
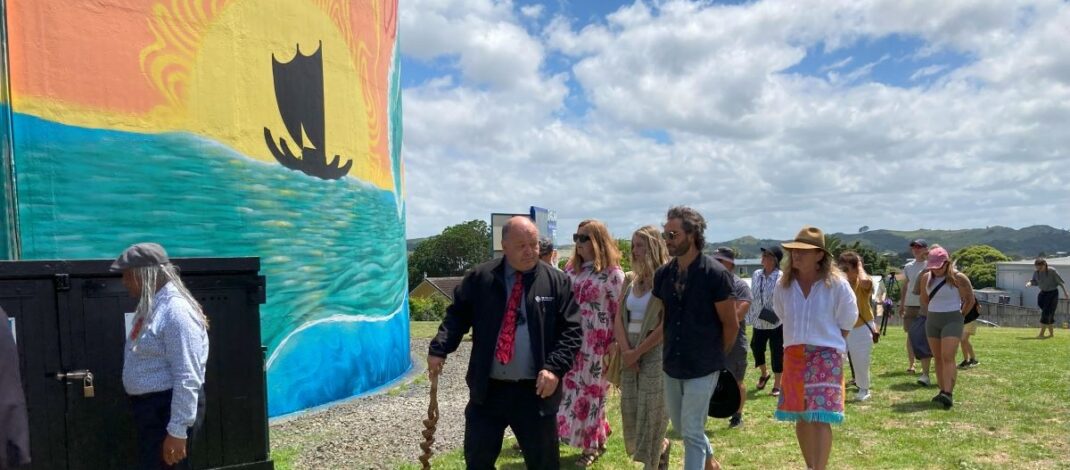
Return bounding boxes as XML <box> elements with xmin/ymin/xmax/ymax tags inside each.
<box><xmin>399</xmin><ymin>0</ymin><xmax>1070</xmax><ymax>243</ymax></box>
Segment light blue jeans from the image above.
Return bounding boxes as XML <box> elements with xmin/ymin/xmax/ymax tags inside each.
<box><xmin>664</xmin><ymin>371</ymin><xmax>718</xmax><ymax>470</ymax></box>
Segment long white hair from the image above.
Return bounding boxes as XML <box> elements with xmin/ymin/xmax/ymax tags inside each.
<box><xmin>132</xmin><ymin>263</ymin><xmax>208</xmax><ymax>328</ymax></box>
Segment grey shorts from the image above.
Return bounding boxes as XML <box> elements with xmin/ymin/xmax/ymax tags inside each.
<box><xmin>728</xmin><ymin>343</ymin><xmax>747</xmax><ymax>382</ymax></box>
<box><xmin>926</xmin><ymin>310</ymin><xmax>964</xmax><ymax>339</ymax></box>
<box><xmin>902</xmin><ymin>306</ymin><xmax>921</xmax><ymax>331</ymax></box>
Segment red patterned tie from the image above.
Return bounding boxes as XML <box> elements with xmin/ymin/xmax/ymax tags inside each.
<box><xmin>495</xmin><ymin>271</ymin><xmax>525</xmax><ymax>364</ymax></box>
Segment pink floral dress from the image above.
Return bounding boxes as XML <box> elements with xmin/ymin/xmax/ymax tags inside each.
<box><xmin>557</xmin><ymin>261</ymin><xmax>624</xmax><ymax>450</ymax></box>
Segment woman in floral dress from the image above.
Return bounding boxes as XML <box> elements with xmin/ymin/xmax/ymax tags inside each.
<box><xmin>558</xmin><ymin>219</ymin><xmax>624</xmax><ymax>467</ymax></box>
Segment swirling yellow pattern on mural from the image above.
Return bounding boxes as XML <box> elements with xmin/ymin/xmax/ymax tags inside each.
<box><xmin>137</xmin><ymin>0</ymin><xmax>395</xmax><ymax>188</ymax></box>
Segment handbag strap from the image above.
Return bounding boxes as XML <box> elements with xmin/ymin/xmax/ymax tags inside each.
<box><xmin>928</xmin><ymin>278</ymin><xmax>947</xmax><ymax>299</ymax></box>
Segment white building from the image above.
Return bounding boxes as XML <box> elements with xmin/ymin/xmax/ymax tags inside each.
<box><xmin>994</xmin><ymin>256</ymin><xmax>1070</xmax><ymax>309</ymax></box>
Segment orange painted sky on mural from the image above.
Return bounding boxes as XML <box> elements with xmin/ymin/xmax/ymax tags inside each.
<box><xmin>8</xmin><ymin>0</ymin><xmax>164</xmax><ymax>114</ymax></box>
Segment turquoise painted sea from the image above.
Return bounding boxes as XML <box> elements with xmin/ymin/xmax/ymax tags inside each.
<box><xmin>11</xmin><ymin>112</ymin><xmax>411</xmax><ymax>416</ymax></box>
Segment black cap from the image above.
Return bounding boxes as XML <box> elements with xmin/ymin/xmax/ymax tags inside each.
<box><xmin>712</xmin><ymin>247</ymin><xmax>735</xmax><ymax>263</ymax></box>
<box><xmin>760</xmin><ymin>246</ymin><xmax>784</xmax><ymax>264</ymax></box>
<box><xmin>910</xmin><ymin>239</ymin><xmax>928</xmax><ymax>248</ymax></box>
<box><xmin>110</xmin><ymin>243</ymin><xmax>170</xmax><ymax>272</ymax></box>
<box><xmin>707</xmin><ymin>371</ymin><xmax>742</xmax><ymax>418</ymax></box>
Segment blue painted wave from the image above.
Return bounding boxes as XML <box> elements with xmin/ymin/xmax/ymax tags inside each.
<box><xmin>10</xmin><ymin>112</ymin><xmax>411</xmax><ymax>416</ymax></box>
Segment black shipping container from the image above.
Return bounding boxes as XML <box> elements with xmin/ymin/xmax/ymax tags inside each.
<box><xmin>0</xmin><ymin>258</ymin><xmax>273</xmax><ymax>470</ymax></box>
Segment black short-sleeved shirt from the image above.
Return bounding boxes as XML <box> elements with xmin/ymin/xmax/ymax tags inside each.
<box><xmin>653</xmin><ymin>254</ymin><xmax>735</xmax><ymax>379</ymax></box>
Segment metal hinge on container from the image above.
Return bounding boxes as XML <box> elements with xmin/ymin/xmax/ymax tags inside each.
<box><xmin>54</xmin><ymin>273</ymin><xmax>71</xmax><ymax>291</ymax></box>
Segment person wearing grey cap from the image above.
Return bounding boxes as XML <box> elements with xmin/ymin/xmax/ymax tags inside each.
<box><xmin>711</xmin><ymin>247</ymin><xmax>751</xmax><ymax>429</ymax></box>
<box><xmin>538</xmin><ymin>236</ymin><xmax>559</xmax><ymax>269</ymax></box>
<box><xmin>112</xmin><ymin>243</ymin><xmax>209</xmax><ymax>470</ymax></box>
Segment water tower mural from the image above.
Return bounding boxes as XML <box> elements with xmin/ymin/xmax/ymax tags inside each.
<box><xmin>0</xmin><ymin>0</ymin><xmax>408</xmax><ymax>416</ymax></box>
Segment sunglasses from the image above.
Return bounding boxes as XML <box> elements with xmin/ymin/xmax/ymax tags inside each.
<box><xmin>573</xmin><ymin>233</ymin><xmax>591</xmax><ymax>243</ymax></box>
<box><xmin>662</xmin><ymin>231</ymin><xmax>682</xmax><ymax>241</ymax></box>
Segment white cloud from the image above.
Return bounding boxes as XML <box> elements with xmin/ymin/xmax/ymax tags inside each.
<box><xmin>521</xmin><ymin>4</ymin><xmax>544</xmax><ymax>19</ymax></box>
<box><xmin>400</xmin><ymin>0</ymin><xmax>1070</xmax><ymax>243</ymax></box>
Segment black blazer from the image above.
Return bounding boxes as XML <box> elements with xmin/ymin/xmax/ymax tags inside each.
<box><xmin>429</xmin><ymin>258</ymin><xmax>581</xmax><ymax>414</ymax></box>
<box><xmin>0</xmin><ymin>307</ymin><xmax>30</xmax><ymax>469</ymax></box>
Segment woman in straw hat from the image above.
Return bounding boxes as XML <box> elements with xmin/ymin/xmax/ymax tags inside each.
<box><xmin>772</xmin><ymin>226</ymin><xmax>858</xmax><ymax>470</ymax></box>
<box><xmin>918</xmin><ymin>245</ymin><xmax>975</xmax><ymax>409</ymax></box>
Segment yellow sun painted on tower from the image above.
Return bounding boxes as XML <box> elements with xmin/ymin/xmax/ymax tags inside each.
<box><xmin>139</xmin><ymin>0</ymin><xmax>393</xmax><ymax>188</ymax></box>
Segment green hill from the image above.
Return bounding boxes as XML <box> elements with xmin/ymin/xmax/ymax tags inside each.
<box><xmin>708</xmin><ymin>225</ymin><xmax>1070</xmax><ymax>259</ymax></box>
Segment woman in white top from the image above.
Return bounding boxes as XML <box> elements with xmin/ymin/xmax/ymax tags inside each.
<box><xmin>772</xmin><ymin>226</ymin><xmax>858</xmax><ymax>470</ymax></box>
<box><xmin>612</xmin><ymin>225</ymin><xmax>671</xmax><ymax>470</ymax></box>
<box><xmin>918</xmin><ymin>245</ymin><xmax>975</xmax><ymax>410</ymax></box>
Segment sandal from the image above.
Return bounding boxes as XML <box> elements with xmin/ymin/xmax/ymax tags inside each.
<box><xmin>576</xmin><ymin>448</ymin><xmax>606</xmax><ymax>468</ymax></box>
<box><xmin>771</xmin><ymin>387</ymin><xmax>781</xmax><ymax>397</ymax></box>
<box><xmin>658</xmin><ymin>440</ymin><xmax>672</xmax><ymax>470</ymax></box>
<box><xmin>906</xmin><ymin>366</ymin><xmax>916</xmax><ymax>374</ymax></box>
<box><xmin>756</xmin><ymin>374</ymin><xmax>771</xmax><ymax>390</ymax></box>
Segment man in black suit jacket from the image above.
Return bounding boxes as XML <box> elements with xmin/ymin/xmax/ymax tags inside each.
<box><xmin>1</xmin><ymin>306</ymin><xmax>31</xmax><ymax>469</ymax></box>
<box><xmin>428</xmin><ymin>216</ymin><xmax>581</xmax><ymax>469</ymax></box>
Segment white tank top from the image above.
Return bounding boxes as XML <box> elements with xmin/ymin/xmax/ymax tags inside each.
<box><xmin>927</xmin><ymin>276</ymin><xmax>961</xmax><ymax>312</ymax></box>
<box><xmin>626</xmin><ymin>289</ymin><xmax>652</xmax><ymax>333</ymax></box>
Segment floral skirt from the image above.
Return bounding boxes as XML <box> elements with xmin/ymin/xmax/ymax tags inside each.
<box><xmin>774</xmin><ymin>344</ymin><xmax>845</xmax><ymax>424</ymax></box>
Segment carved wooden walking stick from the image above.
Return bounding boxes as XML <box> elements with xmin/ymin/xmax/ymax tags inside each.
<box><xmin>419</xmin><ymin>371</ymin><xmax>440</xmax><ymax>469</ymax></box>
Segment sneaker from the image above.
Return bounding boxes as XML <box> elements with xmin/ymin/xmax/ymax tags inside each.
<box><xmin>968</xmin><ymin>358</ymin><xmax>979</xmax><ymax>367</ymax></box>
<box><xmin>934</xmin><ymin>392</ymin><xmax>953</xmax><ymax>409</ymax></box>
<box><xmin>917</xmin><ymin>374</ymin><xmax>931</xmax><ymax>386</ymax></box>
<box><xmin>957</xmin><ymin>360</ymin><xmax>970</xmax><ymax>369</ymax></box>
<box><xmin>855</xmin><ymin>389</ymin><xmax>871</xmax><ymax>402</ymax></box>
<box><xmin>728</xmin><ymin>414</ymin><xmax>743</xmax><ymax>428</ymax></box>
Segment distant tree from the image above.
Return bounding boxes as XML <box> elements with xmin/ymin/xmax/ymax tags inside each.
<box><xmin>829</xmin><ymin>238</ymin><xmax>891</xmax><ymax>277</ymax></box>
<box><xmin>407</xmin><ymin>219</ymin><xmax>492</xmax><ymax>290</ymax></box>
<box><xmin>952</xmin><ymin>245</ymin><xmax>1011</xmax><ymax>289</ymax></box>
<box><xmin>858</xmin><ymin>226</ymin><xmax>870</xmax><ymax>233</ymax></box>
<box><xmin>617</xmin><ymin>239</ymin><xmax>632</xmax><ymax>272</ymax></box>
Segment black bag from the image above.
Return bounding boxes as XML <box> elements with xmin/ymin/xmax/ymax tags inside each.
<box><xmin>758</xmin><ymin>306</ymin><xmax>779</xmax><ymax>324</ymax></box>
<box><xmin>963</xmin><ymin>301</ymin><xmax>980</xmax><ymax>324</ymax></box>
<box><xmin>864</xmin><ymin>322</ymin><xmax>880</xmax><ymax>343</ymax></box>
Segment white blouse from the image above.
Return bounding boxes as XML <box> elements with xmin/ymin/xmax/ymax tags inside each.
<box><xmin>772</xmin><ymin>275</ymin><xmax>859</xmax><ymax>352</ymax></box>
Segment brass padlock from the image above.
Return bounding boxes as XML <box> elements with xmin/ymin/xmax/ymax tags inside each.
<box><xmin>82</xmin><ymin>373</ymin><xmax>95</xmax><ymax>398</ymax></box>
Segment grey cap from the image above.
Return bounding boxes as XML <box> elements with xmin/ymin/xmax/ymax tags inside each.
<box><xmin>110</xmin><ymin>243</ymin><xmax>170</xmax><ymax>272</ymax></box>
<box><xmin>712</xmin><ymin>246</ymin><xmax>735</xmax><ymax>263</ymax></box>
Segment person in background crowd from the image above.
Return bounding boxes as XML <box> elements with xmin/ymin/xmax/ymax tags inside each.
<box><xmin>613</xmin><ymin>225</ymin><xmax>671</xmax><ymax>470</ymax></box>
<box><xmin>900</xmin><ymin>240</ymin><xmax>933</xmax><ymax>386</ymax></box>
<box><xmin>428</xmin><ymin>217</ymin><xmax>582</xmax><ymax>469</ymax></box>
<box><xmin>113</xmin><ymin>243</ymin><xmax>209</xmax><ymax>470</ymax></box>
<box><xmin>539</xmin><ymin>236</ymin><xmax>559</xmax><ymax>268</ymax></box>
<box><xmin>747</xmin><ymin>246</ymin><xmax>785</xmax><ymax>397</ymax></box>
<box><xmin>711</xmin><ymin>247</ymin><xmax>752</xmax><ymax>429</ymax></box>
<box><xmin>559</xmin><ymin>220</ymin><xmax>625</xmax><ymax>467</ymax></box>
<box><xmin>958</xmin><ymin>319</ymin><xmax>979</xmax><ymax>369</ymax></box>
<box><xmin>1028</xmin><ymin>258</ymin><xmax>1068</xmax><ymax>338</ymax></box>
<box><xmin>918</xmin><ymin>245</ymin><xmax>975</xmax><ymax>410</ymax></box>
<box><xmin>773</xmin><ymin>226</ymin><xmax>858</xmax><ymax>470</ymax></box>
<box><xmin>838</xmin><ymin>251</ymin><xmax>876</xmax><ymax>402</ymax></box>
<box><xmin>654</xmin><ymin>207</ymin><xmax>737</xmax><ymax>470</ymax></box>
<box><xmin>1</xmin><ymin>306</ymin><xmax>31</xmax><ymax>470</ymax></box>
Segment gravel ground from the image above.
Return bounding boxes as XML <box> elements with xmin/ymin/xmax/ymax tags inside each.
<box><xmin>270</xmin><ymin>338</ymin><xmax>472</xmax><ymax>469</ymax></box>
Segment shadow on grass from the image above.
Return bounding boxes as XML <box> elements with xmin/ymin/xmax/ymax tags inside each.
<box><xmin>497</xmin><ymin>455</ymin><xmax>583</xmax><ymax>469</ymax></box>
<box><xmin>887</xmin><ymin>382</ymin><xmax>929</xmax><ymax>392</ymax></box>
<box><xmin>890</xmin><ymin>400</ymin><xmax>941</xmax><ymax>414</ymax></box>
<box><xmin>1017</xmin><ymin>336</ymin><xmax>1048</xmax><ymax>340</ymax></box>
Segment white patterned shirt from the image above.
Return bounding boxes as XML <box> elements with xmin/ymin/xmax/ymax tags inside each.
<box><xmin>122</xmin><ymin>282</ymin><xmax>209</xmax><ymax>438</ymax></box>
<box><xmin>746</xmin><ymin>268</ymin><xmax>781</xmax><ymax>329</ymax></box>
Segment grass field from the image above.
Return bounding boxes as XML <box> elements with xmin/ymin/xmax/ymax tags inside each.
<box><xmin>395</xmin><ymin>322</ymin><xmax>1070</xmax><ymax>469</ymax></box>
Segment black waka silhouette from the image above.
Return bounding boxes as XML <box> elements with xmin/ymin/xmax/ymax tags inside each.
<box><xmin>264</xmin><ymin>42</ymin><xmax>353</xmax><ymax>180</ymax></box>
